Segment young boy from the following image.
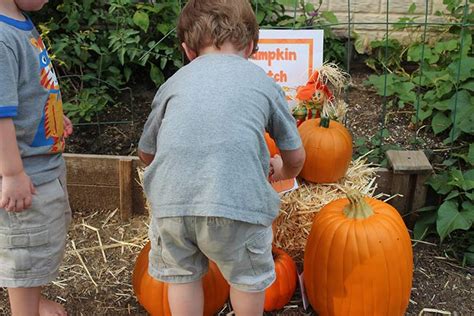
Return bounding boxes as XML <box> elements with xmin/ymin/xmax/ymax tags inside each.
<box><xmin>138</xmin><ymin>0</ymin><xmax>305</xmax><ymax>315</ymax></box>
<box><xmin>0</xmin><ymin>0</ymin><xmax>73</xmax><ymax>315</ymax></box>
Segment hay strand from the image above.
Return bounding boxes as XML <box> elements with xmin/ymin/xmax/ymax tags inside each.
<box><xmin>71</xmin><ymin>240</ymin><xmax>98</xmax><ymax>287</ymax></box>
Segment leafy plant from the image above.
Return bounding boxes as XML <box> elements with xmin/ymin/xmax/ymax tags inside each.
<box><xmin>35</xmin><ymin>0</ymin><xmax>345</xmax><ymax>123</ymax></box>
<box><xmin>363</xmin><ymin>0</ymin><xmax>474</xmax><ymax>264</ymax></box>
<box><xmin>256</xmin><ymin>0</ymin><xmax>347</xmax><ymax>65</ymax></box>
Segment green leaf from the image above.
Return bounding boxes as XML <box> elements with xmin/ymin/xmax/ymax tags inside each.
<box><xmin>448</xmin><ymin>57</ymin><xmax>474</xmax><ymax>82</ymax></box>
<box><xmin>434</xmin><ymin>39</ymin><xmax>458</xmax><ymax>54</ymax></box>
<box><xmin>461</xmin><ymin>202</ymin><xmax>474</xmax><ymax>223</ymax></box>
<box><xmin>408</xmin><ymin>3</ymin><xmax>417</xmax><ymax>14</ymax></box>
<box><xmin>432</xmin><ymin>111</ymin><xmax>451</xmax><ymax>134</ymax></box>
<box><xmin>466</xmin><ymin>192</ymin><xmax>474</xmax><ymax>200</ymax></box>
<box><xmin>445</xmin><ymin>190</ymin><xmax>460</xmax><ymax>200</ymax></box>
<box><xmin>468</xmin><ymin>144</ymin><xmax>474</xmax><ymax>165</ymax></box>
<box><xmin>464</xmin><ymin>169</ymin><xmax>474</xmax><ymax>190</ymax></box>
<box><xmin>461</xmin><ymin>80</ymin><xmax>474</xmax><ymax>92</ymax></box>
<box><xmin>150</xmin><ymin>63</ymin><xmax>164</xmax><ymax>86</ymax></box>
<box><xmin>417</xmin><ymin>107</ymin><xmax>432</xmax><ymax>121</ymax></box>
<box><xmin>133</xmin><ymin>11</ymin><xmax>149</xmax><ymax>32</ymax></box>
<box><xmin>276</xmin><ymin>0</ymin><xmax>297</xmax><ymax>7</ymax></box>
<box><xmin>321</xmin><ymin>11</ymin><xmax>338</xmax><ymax>24</ymax></box>
<box><xmin>427</xmin><ymin>173</ymin><xmax>454</xmax><ymax>195</ymax></box>
<box><xmin>256</xmin><ymin>10</ymin><xmax>265</xmax><ymax>24</ymax></box>
<box><xmin>414</xmin><ymin>211</ymin><xmax>437</xmax><ymax>240</ymax></box>
<box><xmin>437</xmin><ymin>200</ymin><xmax>471</xmax><ymax>242</ymax></box>
<box><xmin>464</xmin><ymin>251</ymin><xmax>474</xmax><ymax>266</ymax></box>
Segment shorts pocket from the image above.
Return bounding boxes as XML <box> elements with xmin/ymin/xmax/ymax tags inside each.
<box><xmin>245</xmin><ymin>227</ymin><xmax>273</xmax><ymax>275</ymax></box>
<box><xmin>0</xmin><ymin>228</ymin><xmax>50</xmax><ymax>273</ymax></box>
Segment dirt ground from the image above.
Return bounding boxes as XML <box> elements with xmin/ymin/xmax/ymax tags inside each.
<box><xmin>0</xmin><ymin>209</ymin><xmax>472</xmax><ymax>316</ymax></box>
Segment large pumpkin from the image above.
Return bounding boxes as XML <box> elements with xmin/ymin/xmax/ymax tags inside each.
<box><xmin>298</xmin><ymin>117</ymin><xmax>352</xmax><ymax>183</ymax></box>
<box><xmin>265</xmin><ymin>132</ymin><xmax>280</xmax><ymax>157</ymax></box>
<box><xmin>303</xmin><ymin>191</ymin><xmax>413</xmax><ymax>316</ymax></box>
<box><xmin>264</xmin><ymin>247</ymin><xmax>298</xmax><ymax>312</ymax></box>
<box><xmin>132</xmin><ymin>242</ymin><xmax>230</xmax><ymax>316</ymax></box>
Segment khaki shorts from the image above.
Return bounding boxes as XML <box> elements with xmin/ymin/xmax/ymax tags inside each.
<box><xmin>149</xmin><ymin>216</ymin><xmax>275</xmax><ymax>292</ymax></box>
<box><xmin>0</xmin><ymin>171</ymin><xmax>71</xmax><ymax>287</ymax></box>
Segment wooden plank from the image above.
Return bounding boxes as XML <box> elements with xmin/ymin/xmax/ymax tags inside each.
<box><xmin>67</xmin><ymin>184</ymin><xmax>119</xmax><ymax>211</ymax></box>
<box><xmin>390</xmin><ymin>173</ymin><xmax>411</xmax><ymax>215</ymax></box>
<box><xmin>65</xmin><ymin>154</ymin><xmax>117</xmax><ymax>185</ymax></box>
<box><xmin>119</xmin><ymin>159</ymin><xmax>133</xmax><ymax>221</ymax></box>
<box><xmin>386</xmin><ymin>150</ymin><xmax>432</xmax><ymax>174</ymax></box>
<box><xmin>374</xmin><ymin>167</ymin><xmax>392</xmax><ymax>195</ymax></box>
<box><xmin>406</xmin><ymin>172</ymin><xmax>432</xmax><ymax>228</ymax></box>
<box><xmin>132</xmin><ymin>160</ymin><xmax>148</xmax><ymax>215</ymax></box>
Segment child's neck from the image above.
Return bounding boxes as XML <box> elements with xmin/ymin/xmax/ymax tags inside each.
<box><xmin>200</xmin><ymin>42</ymin><xmax>247</xmax><ymax>58</ymax></box>
<box><xmin>0</xmin><ymin>1</ymin><xmax>25</xmax><ymax>20</ymax></box>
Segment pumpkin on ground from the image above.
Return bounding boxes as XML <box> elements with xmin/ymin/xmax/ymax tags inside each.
<box><xmin>264</xmin><ymin>247</ymin><xmax>298</xmax><ymax>312</ymax></box>
<box><xmin>132</xmin><ymin>242</ymin><xmax>230</xmax><ymax>316</ymax></box>
<box><xmin>303</xmin><ymin>190</ymin><xmax>413</xmax><ymax>316</ymax></box>
<box><xmin>298</xmin><ymin>117</ymin><xmax>352</xmax><ymax>183</ymax></box>
<box><xmin>265</xmin><ymin>132</ymin><xmax>280</xmax><ymax>157</ymax></box>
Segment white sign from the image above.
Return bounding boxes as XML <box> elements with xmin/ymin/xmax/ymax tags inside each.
<box><xmin>250</xmin><ymin>29</ymin><xmax>324</xmax><ymax>102</ymax></box>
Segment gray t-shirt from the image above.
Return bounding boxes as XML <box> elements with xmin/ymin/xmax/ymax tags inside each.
<box><xmin>0</xmin><ymin>14</ymin><xmax>65</xmax><ymax>185</ymax></box>
<box><xmin>139</xmin><ymin>54</ymin><xmax>302</xmax><ymax>226</ymax></box>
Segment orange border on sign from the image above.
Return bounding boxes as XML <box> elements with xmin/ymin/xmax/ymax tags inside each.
<box><xmin>256</xmin><ymin>38</ymin><xmax>314</xmax><ymax>78</ymax></box>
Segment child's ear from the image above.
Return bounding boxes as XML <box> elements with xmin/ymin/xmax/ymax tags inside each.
<box><xmin>182</xmin><ymin>43</ymin><xmax>197</xmax><ymax>61</ymax></box>
<box><xmin>243</xmin><ymin>41</ymin><xmax>255</xmax><ymax>58</ymax></box>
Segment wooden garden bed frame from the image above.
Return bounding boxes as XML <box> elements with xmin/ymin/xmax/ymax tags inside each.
<box><xmin>64</xmin><ymin>150</ymin><xmax>432</xmax><ymax>225</ymax></box>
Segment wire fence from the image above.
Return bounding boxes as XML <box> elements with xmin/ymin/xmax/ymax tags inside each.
<box><xmin>72</xmin><ymin>0</ymin><xmax>473</xmax><ymax>158</ymax></box>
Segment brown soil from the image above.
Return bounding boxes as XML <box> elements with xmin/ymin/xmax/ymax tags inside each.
<box><xmin>0</xmin><ymin>209</ymin><xmax>472</xmax><ymax>316</ymax></box>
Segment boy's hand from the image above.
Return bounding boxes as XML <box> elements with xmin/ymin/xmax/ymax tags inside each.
<box><xmin>269</xmin><ymin>154</ymin><xmax>284</xmax><ymax>182</ymax></box>
<box><xmin>0</xmin><ymin>171</ymin><xmax>36</xmax><ymax>212</ymax></box>
<box><xmin>63</xmin><ymin>115</ymin><xmax>73</xmax><ymax>138</ymax></box>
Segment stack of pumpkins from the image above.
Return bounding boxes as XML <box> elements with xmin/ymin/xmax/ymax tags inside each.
<box><xmin>132</xmin><ymin>66</ymin><xmax>413</xmax><ymax>315</ymax></box>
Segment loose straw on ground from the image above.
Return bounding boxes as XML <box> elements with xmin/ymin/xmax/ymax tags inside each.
<box><xmin>81</xmin><ymin>223</ymin><xmax>107</xmax><ymax>263</ymax></box>
<box><xmin>70</xmin><ymin>240</ymin><xmax>98</xmax><ymax>287</ymax></box>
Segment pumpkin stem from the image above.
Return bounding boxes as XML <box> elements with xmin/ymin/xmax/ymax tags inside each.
<box><xmin>319</xmin><ymin>116</ymin><xmax>330</xmax><ymax>128</ymax></box>
<box><xmin>343</xmin><ymin>190</ymin><xmax>374</xmax><ymax>219</ymax></box>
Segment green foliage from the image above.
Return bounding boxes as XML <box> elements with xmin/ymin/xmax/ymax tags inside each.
<box><xmin>353</xmin><ymin>129</ymin><xmax>401</xmax><ymax>166</ymax></box>
<box><xmin>255</xmin><ymin>0</ymin><xmax>347</xmax><ymax>64</ymax></box>
<box><xmin>363</xmin><ymin>0</ymin><xmax>474</xmax><ymax>265</ymax></box>
<box><xmin>35</xmin><ymin>0</ymin><xmax>344</xmax><ymax>123</ymax></box>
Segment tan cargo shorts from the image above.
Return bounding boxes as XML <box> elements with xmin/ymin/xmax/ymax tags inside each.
<box><xmin>0</xmin><ymin>171</ymin><xmax>71</xmax><ymax>287</ymax></box>
<box><xmin>148</xmin><ymin>216</ymin><xmax>275</xmax><ymax>292</ymax></box>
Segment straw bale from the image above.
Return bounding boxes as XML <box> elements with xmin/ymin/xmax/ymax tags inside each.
<box><xmin>273</xmin><ymin>156</ymin><xmax>378</xmax><ymax>261</ymax></box>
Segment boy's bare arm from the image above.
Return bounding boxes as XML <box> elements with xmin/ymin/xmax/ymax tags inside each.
<box><xmin>138</xmin><ymin>149</ymin><xmax>155</xmax><ymax>167</ymax></box>
<box><xmin>269</xmin><ymin>146</ymin><xmax>305</xmax><ymax>181</ymax></box>
<box><xmin>0</xmin><ymin>118</ymin><xmax>35</xmax><ymax>212</ymax></box>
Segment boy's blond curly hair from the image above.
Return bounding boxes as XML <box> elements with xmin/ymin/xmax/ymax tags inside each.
<box><xmin>177</xmin><ymin>0</ymin><xmax>259</xmax><ymax>55</ymax></box>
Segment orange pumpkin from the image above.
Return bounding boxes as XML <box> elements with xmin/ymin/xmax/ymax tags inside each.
<box><xmin>264</xmin><ymin>247</ymin><xmax>298</xmax><ymax>312</ymax></box>
<box><xmin>298</xmin><ymin>117</ymin><xmax>352</xmax><ymax>183</ymax></box>
<box><xmin>303</xmin><ymin>190</ymin><xmax>413</xmax><ymax>316</ymax></box>
<box><xmin>132</xmin><ymin>242</ymin><xmax>230</xmax><ymax>316</ymax></box>
<box><xmin>265</xmin><ymin>132</ymin><xmax>280</xmax><ymax>157</ymax></box>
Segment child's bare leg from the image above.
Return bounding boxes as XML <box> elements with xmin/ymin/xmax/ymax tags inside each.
<box><xmin>230</xmin><ymin>287</ymin><xmax>265</xmax><ymax>316</ymax></box>
<box><xmin>168</xmin><ymin>279</ymin><xmax>203</xmax><ymax>316</ymax></box>
<box><xmin>8</xmin><ymin>287</ymin><xmax>67</xmax><ymax>316</ymax></box>
<box><xmin>8</xmin><ymin>287</ymin><xmax>41</xmax><ymax>316</ymax></box>
<box><xmin>39</xmin><ymin>296</ymin><xmax>67</xmax><ymax>316</ymax></box>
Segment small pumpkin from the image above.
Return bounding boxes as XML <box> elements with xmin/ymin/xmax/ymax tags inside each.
<box><xmin>264</xmin><ymin>247</ymin><xmax>298</xmax><ymax>312</ymax></box>
<box><xmin>298</xmin><ymin>117</ymin><xmax>352</xmax><ymax>183</ymax></box>
<box><xmin>132</xmin><ymin>242</ymin><xmax>230</xmax><ymax>316</ymax></box>
<box><xmin>303</xmin><ymin>190</ymin><xmax>413</xmax><ymax>316</ymax></box>
<box><xmin>265</xmin><ymin>132</ymin><xmax>280</xmax><ymax>157</ymax></box>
